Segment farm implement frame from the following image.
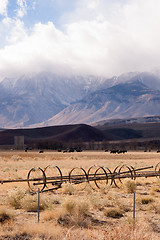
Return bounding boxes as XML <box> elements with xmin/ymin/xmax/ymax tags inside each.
<box><xmin>1</xmin><ymin>163</ymin><xmax>160</xmax><ymax>193</ymax></box>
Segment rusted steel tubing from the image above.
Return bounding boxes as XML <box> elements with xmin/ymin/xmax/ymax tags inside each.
<box><xmin>0</xmin><ymin>178</ymin><xmax>45</xmax><ymax>184</ymax></box>
<box><xmin>33</xmin><ymin>170</ymin><xmax>160</xmax><ymax>186</ymax></box>
<box><xmin>33</xmin><ymin>176</ymin><xmax>89</xmax><ymax>186</ymax></box>
<box><xmin>0</xmin><ymin>167</ymin><xmax>155</xmax><ymax>185</ymax></box>
<box><xmin>46</xmin><ymin>174</ymin><xmax>87</xmax><ymax>180</ymax></box>
<box><xmin>33</xmin><ymin>180</ymin><xmax>62</xmax><ymax>186</ymax></box>
<box><xmin>34</xmin><ymin>174</ymin><xmax>109</xmax><ymax>186</ymax></box>
<box><xmin>44</xmin><ymin>173</ymin><xmax>106</xmax><ymax>181</ymax></box>
<box><xmin>112</xmin><ymin>166</ymin><xmax>153</xmax><ymax>176</ymax></box>
<box><xmin>132</xmin><ymin>171</ymin><xmax>160</xmax><ymax>178</ymax></box>
<box><xmin>110</xmin><ymin>171</ymin><xmax>160</xmax><ymax>180</ymax></box>
<box><xmin>0</xmin><ymin>173</ymin><xmax>108</xmax><ymax>184</ymax></box>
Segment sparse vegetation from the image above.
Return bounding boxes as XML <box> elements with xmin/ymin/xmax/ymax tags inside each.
<box><xmin>7</xmin><ymin>187</ymin><xmax>26</xmax><ymax>209</ymax></box>
<box><xmin>138</xmin><ymin>196</ymin><xmax>154</xmax><ymax>205</ymax></box>
<box><xmin>150</xmin><ymin>186</ymin><xmax>160</xmax><ymax>195</ymax></box>
<box><xmin>0</xmin><ymin>209</ymin><xmax>13</xmax><ymax>224</ymax></box>
<box><xmin>124</xmin><ymin>179</ymin><xmax>137</xmax><ymax>193</ymax></box>
<box><xmin>0</xmin><ymin>150</ymin><xmax>160</xmax><ymax>239</ymax></box>
<box><xmin>21</xmin><ymin>194</ymin><xmax>52</xmax><ymax>212</ymax></box>
<box><xmin>104</xmin><ymin>207</ymin><xmax>124</xmax><ymax>218</ymax></box>
<box><xmin>58</xmin><ymin>197</ymin><xmax>90</xmax><ymax>227</ymax></box>
<box><xmin>61</xmin><ymin>182</ymin><xmax>75</xmax><ymax>195</ymax></box>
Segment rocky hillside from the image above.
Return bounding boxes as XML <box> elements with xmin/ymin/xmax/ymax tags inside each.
<box><xmin>42</xmin><ymin>80</ymin><xmax>160</xmax><ymax>126</ymax></box>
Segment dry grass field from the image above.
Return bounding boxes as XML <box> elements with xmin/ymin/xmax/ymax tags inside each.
<box><xmin>0</xmin><ymin>150</ymin><xmax>160</xmax><ymax>239</ymax></box>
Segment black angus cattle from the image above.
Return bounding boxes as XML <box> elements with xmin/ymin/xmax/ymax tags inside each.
<box><xmin>110</xmin><ymin>150</ymin><xmax>127</xmax><ymax>154</ymax></box>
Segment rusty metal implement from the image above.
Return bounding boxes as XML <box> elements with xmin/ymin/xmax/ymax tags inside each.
<box><xmin>0</xmin><ymin>163</ymin><xmax>160</xmax><ymax>193</ymax></box>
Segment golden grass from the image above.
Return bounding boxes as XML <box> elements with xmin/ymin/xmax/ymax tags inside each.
<box><xmin>104</xmin><ymin>207</ymin><xmax>124</xmax><ymax>218</ymax></box>
<box><xmin>137</xmin><ymin>196</ymin><xmax>154</xmax><ymax>205</ymax></box>
<box><xmin>0</xmin><ymin>150</ymin><xmax>160</xmax><ymax>239</ymax></box>
<box><xmin>7</xmin><ymin>187</ymin><xmax>26</xmax><ymax>209</ymax></box>
<box><xmin>123</xmin><ymin>179</ymin><xmax>137</xmax><ymax>193</ymax></box>
<box><xmin>0</xmin><ymin>209</ymin><xmax>13</xmax><ymax>224</ymax></box>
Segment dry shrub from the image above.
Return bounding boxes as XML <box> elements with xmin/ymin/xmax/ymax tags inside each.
<box><xmin>0</xmin><ymin>209</ymin><xmax>13</xmax><ymax>224</ymax></box>
<box><xmin>0</xmin><ymin>219</ymin><xmax>159</xmax><ymax>240</ymax></box>
<box><xmin>88</xmin><ymin>193</ymin><xmax>103</xmax><ymax>209</ymax></box>
<box><xmin>2</xmin><ymin>167</ymin><xmax>10</xmax><ymax>172</ymax></box>
<box><xmin>7</xmin><ymin>187</ymin><xmax>26</xmax><ymax>209</ymax></box>
<box><xmin>138</xmin><ymin>196</ymin><xmax>154</xmax><ymax>205</ymax></box>
<box><xmin>58</xmin><ymin>197</ymin><xmax>90</xmax><ymax>227</ymax></box>
<box><xmin>42</xmin><ymin>209</ymin><xmax>61</xmax><ymax>221</ymax></box>
<box><xmin>62</xmin><ymin>197</ymin><xmax>90</xmax><ymax>216</ymax></box>
<box><xmin>150</xmin><ymin>186</ymin><xmax>160</xmax><ymax>195</ymax></box>
<box><xmin>11</xmin><ymin>155</ymin><xmax>22</xmax><ymax>161</ymax></box>
<box><xmin>135</xmin><ymin>180</ymin><xmax>143</xmax><ymax>186</ymax></box>
<box><xmin>124</xmin><ymin>180</ymin><xmax>137</xmax><ymax>193</ymax></box>
<box><xmin>104</xmin><ymin>207</ymin><xmax>124</xmax><ymax>218</ymax></box>
<box><xmin>21</xmin><ymin>194</ymin><xmax>52</xmax><ymax>212</ymax></box>
<box><xmin>61</xmin><ymin>182</ymin><xmax>75</xmax><ymax>195</ymax></box>
<box><xmin>62</xmin><ymin>199</ymin><xmax>76</xmax><ymax>215</ymax></box>
<box><xmin>148</xmin><ymin>202</ymin><xmax>160</xmax><ymax>214</ymax></box>
<box><xmin>0</xmin><ymin>223</ymin><xmax>65</xmax><ymax>240</ymax></box>
<box><xmin>103</xmin><ymin>221</ymin><xmax>159</xmax><ymax>240</ymax></box>
<box><xmin>7</xmin><ymin>188</ymin><xmax>52</xmax><ymax>212</ymax></box>
<box><xmin>0</xmin><ymin>233</ymin><xmax>31</xmax><ymax>240</ymax></box>
<box><xmin>106</xmin><ymin>192</ymin><xmax>130</xmax><ymax>212</ymax></box>
<box><xmin>0</xmin><ymin>221</ymin><xmax>159</xmax><ymax>240</ymax></box>
<box><xmin>117</xmin><ymin>201</ymin><xmax>130</xmax><ymax>213</ymax></box>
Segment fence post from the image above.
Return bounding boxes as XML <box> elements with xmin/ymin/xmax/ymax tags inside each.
<box><xmin>38</xmin><ymin>188</ymin><xmax>40</xmax><ymax>223</ymax></box>
<box><xmin>133</xmin><ymin>191</ymin><xmax>136</xmax><ymax>225</ymax></box>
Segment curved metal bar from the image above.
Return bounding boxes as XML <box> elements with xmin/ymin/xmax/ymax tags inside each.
<box><xmin>112</xmin><ymin>164</ymin><xmax>134</xmax><ymax>188</ymax></box>
<box><xmin>27</xmin><ymin>167</ymin><xmax>46</xmax><ymax>193</ymax></box>
<box><xmin>69</xmin><ymin>167</ymin><xmax>88</xmax><ymax>190</ymax></box>
<box><xmin>118</xmin><ymin>164</ymin><xmax>133</xmax><ymax>183</ymax></box>
<box><xmin>111</xmin><ymin>165</ymin><xmax>120</xmax><ymax>188</ymax></box>
<box><xmin>103</xmin><ymin>167</ymin><xmax>112</xmax><ymax>185</ymax></box>
<box><xmin>87</xmin><ymin>165</ymin><xmax>100</xmax><ymax>190</ymax></box>
<box><xmin>94</xmin><ymin>166</ymin><xmax>108</xmax><ymax>189</ymax></box>
<box><xmin>44</xmin><ymin>165</ymin><xmax>63</xmax><ymax>189</ymax></box>
<box><xmin>129</xmin><ymin>165</ymin><xmax>136</xmax><ymax>180</ymax></box>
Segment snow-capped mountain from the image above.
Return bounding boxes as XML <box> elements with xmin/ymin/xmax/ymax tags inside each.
<box><xmin>0</xmin><ymin>73</ymin><xmax>103</xmax><ymax>127</ymax></box>
<box><xmin>0</xmin><ymin>71</ymin><xmax>160</xmax><ymax>128</ymax></box>
<box><xmin>42</xmin><ymin>80</ymin><xmax>160</xmax><ymax>126</ymax></box>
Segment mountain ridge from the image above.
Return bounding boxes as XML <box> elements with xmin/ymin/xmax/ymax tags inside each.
<box><xmin>0</xmin><ymin>71</ymin><xmax>160</xmax><ymax>128</ymax></box>
<box><xmin>40</xmin><ymin>80</ymin><xmax>160</xmax><ymax>126</ymax></box>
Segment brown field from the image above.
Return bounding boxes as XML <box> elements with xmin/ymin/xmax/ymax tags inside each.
<box><xmin>0</xmin><ymin>150</ymin><xmax>160</xmax><ymax>239</ymax></box>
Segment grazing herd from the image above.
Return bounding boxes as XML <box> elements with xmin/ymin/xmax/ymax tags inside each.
<box><xmin>24</xmin><ymin>148</ymin><xmax>160</xmax><ymax>153</ymax></box>
<box><xmin>109</xmin><ymin>149</ymin><xmax>127</xmax><ymax>154</ymax></box>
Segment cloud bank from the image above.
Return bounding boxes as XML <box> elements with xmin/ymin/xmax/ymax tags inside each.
<box><xmin>0</xmin><ymin>0</ymin><xmax>160</xmax><ymax>79</ymax></box>
<box><xmin>0</xmin><ymin>0</ymin><xmax>8</xmax><ymax>16</ymax></box>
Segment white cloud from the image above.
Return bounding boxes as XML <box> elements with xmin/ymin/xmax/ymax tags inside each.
<box><xmin>16</xmin><ymin>0</ymin><xmax>27</xmax><ymax>18</ymax></box>
<box><xmin>0</xmin><ymin>0</ymin><xmax>8</xmax><ymax>16</ymax></box>
<box><xmin>0</xmin><ymin>0</ymin><xmax>160</xmax><ymax>79</ymax></box>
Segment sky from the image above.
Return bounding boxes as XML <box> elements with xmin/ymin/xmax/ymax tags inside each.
<box><xmin>0</xmin><ymin>0</ymin><xmax>160</xmax><ymax>79</ymax></box>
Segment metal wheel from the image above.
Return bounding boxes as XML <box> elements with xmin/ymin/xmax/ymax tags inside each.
<box><xmin>69</xmin><ymin>167</ymin><xmax>88</xmax><ymax>191</ymax></box>
<box><xmin>112</xmin><ymin>164</ymin><xmax>133</xmax><ymax>188</ymax></box>
<box><xmin>94</xmin><ymin>166</ymin><xmax>109</xmax><ymax>190</ymax></box>
<box><xmin>87</xmin><ymin>165</ymin><xmax>100</xmax><ymax>190</ymax></box>
<box><xmin>103</xmin><ymin>166</ymin><xmax>113</xmax><ymax>186</ymax></box>
<box><xmin>27</xmin><ymin>167</ymin><xmax>46</xmax><ymax>193</ymax></box>
<box><xmin>44</xmin><ymin>165</ymin><xmax>63</xmax><ymax>189</ymax></box>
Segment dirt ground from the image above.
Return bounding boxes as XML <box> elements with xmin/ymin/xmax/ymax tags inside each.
<box><xmin>0</xmin><ymin>150</ymin><xmax>160</xmax><ymax>239</ymax></box>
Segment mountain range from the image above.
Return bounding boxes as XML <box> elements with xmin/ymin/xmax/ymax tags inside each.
<box><xmin>0</xmin><ymin>71</ymin><xmax>160</xmax><ymax>128</ymax></box>
<box><xmin>43</xmin><ymin>80</ymin><xmax>160</xmax><ymax>126</ymax></box>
